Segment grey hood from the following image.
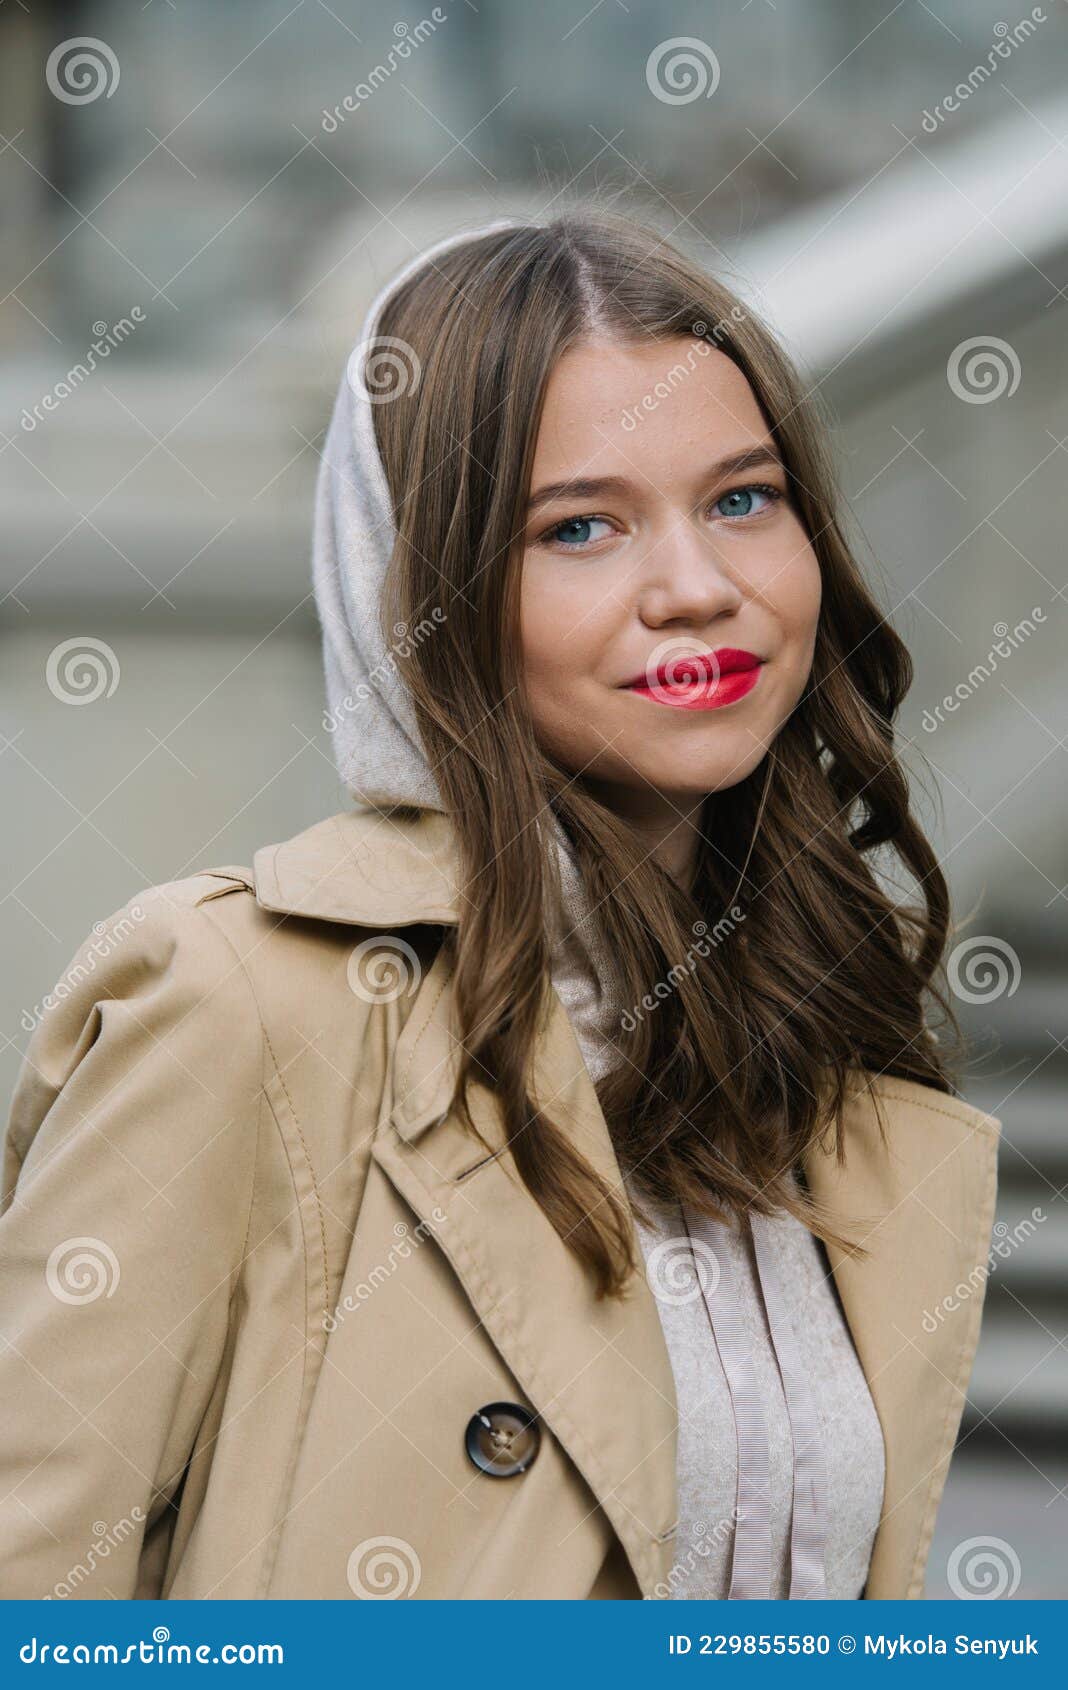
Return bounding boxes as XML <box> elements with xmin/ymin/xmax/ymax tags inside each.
<box><xmin>311</xmin><ymin>223</ymin><xmax>621</xmax><ymax>1082</ymax></box>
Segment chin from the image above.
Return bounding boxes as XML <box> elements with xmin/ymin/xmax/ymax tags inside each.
<box><xmin>638</xmin><ymin>736</ymin><xmax>767</xmax><ymax>787</ymax></box>
<box><xmin>651</xmin><ymin>770</ymin><xmax>745</xmax><ymax>800</ymax></box>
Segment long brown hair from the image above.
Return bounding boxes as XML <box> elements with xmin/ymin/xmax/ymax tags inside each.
<box><xmin>368</xmin><ymin>208</ymin><xmax>966</xmax><ymax>1298</ymax></box>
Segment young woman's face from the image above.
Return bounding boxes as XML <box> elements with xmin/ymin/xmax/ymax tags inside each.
<box><xmin>518</xmin><ymin>336</ymin><xmax>822</xmax><ymax>818</ymax></box>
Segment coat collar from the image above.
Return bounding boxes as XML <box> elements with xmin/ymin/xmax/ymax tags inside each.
<box><xmin>252</xmin><ymin>807</ymin><xmax>462</xmax><ymax>928</ymax></box>
<box><xmin>246</xmin><ymin>807</ymin><xmax>1002</xmax><ymax>1600</ymax></box>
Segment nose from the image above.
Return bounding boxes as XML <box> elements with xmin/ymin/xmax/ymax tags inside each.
<box><xmin>636</xmin><ymin>515</ymin><xmax>744</xmax><ymax>629</ymax></box>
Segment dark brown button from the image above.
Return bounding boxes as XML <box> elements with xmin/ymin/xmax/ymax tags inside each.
<box><xmin>464</xmin><ymin>1402</ymin><xmax>540</xmax><ymax>1477</ymax></box>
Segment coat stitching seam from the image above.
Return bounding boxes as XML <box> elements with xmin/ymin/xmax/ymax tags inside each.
<box><xmin>149</xmin><ymin>897</ymin><xmax>271</xmax><ymax>1596</ymax></box>
<box><xmin>398</xmin><ymin>956</ymin><xmax>452</xmax><ymax>1101</ymax></box>
<box><xmin>198</xmin><ymin>900</ymin><xmax>327</xmax><ymax>1317</ymax></box>
<box><xmin>258</xmin><ymin>1018</ymin><xmax>331</xmax><ymax>1323</ymax></box>
<box><xmin>197</xmin><ymin>897</ymin><xmax>328</xmax><ymax>1599</ymax></box>
<box><xmin>866</xmin><ymin>1085</ymin><xmax>1001</xmax><ymax>1134</ymax></box>
<box><xmin>235</xmin><ymin>1074</ymin><xmax>262</xmax><ymax>1279</ymax></box>
<box><xmin>251</xmin><ymin>1083</ymin><xmax>316</xmax><ymax>1601</ymax></box>
<box><xmin>904</xmin><ymin>1125</ymin><xmax>998</xmax><ymax>1597</ymax></box>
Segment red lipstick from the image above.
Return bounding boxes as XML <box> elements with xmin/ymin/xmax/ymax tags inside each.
<box><xmin>622</xmin><ymin>647</ymin><xmax>764</xmax><ymax>710</ymax></box>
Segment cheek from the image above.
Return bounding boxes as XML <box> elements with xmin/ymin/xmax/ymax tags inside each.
<box><xmin>518</xmin><ymin>559</ymin><xmax>620</xmax><ymax>767</ymax></box>
<box><xmin>518</xmin><ymin>571</ymin><xmax>554</xmax><ymax>688</ymax></box>
<box><xmin>519</xmin><ymin>559</ymin><xmax>607</xmax><ymax>697</ymax></box>
<box><xmin>757</xmin><ymin>526</ymin><xmax>822</xmax><ymax>646</ymax></box>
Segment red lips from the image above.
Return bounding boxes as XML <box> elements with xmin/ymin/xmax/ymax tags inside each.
<box><xmin>623</xmin><ymin>648</ymin><xmax>762</xmax><ymax>689</ymax></box>
<box><xmin>622</xmin><ymin>647</ymin><xmax>764</xmax><ymax>711</ymax></box>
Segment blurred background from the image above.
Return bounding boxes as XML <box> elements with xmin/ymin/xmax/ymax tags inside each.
<box><xmin>1</xmin><ymin>0</ymin><xmax>1065</xmax><ymax>1598</ymax></box>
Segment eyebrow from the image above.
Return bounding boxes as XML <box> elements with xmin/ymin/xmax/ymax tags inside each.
<box><xmin>527</xmin><ymin>445</ymin><xmax>786</xmax><ymax>515</ymax></box>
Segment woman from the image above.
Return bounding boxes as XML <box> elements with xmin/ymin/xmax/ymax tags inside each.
<box><xmin>0</xmin><ymin>212</ymin><xmax>1001</xmax><ymax>1602</ymax></box>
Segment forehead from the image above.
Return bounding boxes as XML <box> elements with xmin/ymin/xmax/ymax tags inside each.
<box><xmin>531</xmin><ymin>336</ymin><xmax>771</xmax><ymax>480</ymax></box>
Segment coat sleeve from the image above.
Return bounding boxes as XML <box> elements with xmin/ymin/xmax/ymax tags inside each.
<box><xmin>0</xmin><ymin>881</ymin><xmax>263</xmax><ymax>1599</ymax></box>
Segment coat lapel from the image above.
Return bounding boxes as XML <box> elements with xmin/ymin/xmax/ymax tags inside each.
<box><xmin>802</xmin><ymin>1071</ymin><xmax>1000</xmax><ymax>1599</ymax></box>
<box><xmin>370</xmin><ymin>939</ymin><xmax>680</xmax><ymax>1599</ymax></box>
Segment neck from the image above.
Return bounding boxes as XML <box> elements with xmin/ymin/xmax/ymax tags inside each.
<box><xmin>637</xmin><ymin>810</ymin><xmax>704</xmax><ymax>894</ymax></box>
<box><xmin>585</xmin><ymin>783</ymin><xmax>706</xmax><ymax>893</ymax></box>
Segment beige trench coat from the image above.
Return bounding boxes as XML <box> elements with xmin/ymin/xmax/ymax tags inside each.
<box><xmin>0</xmin><ymin>807</ymin><xmax>1001</xmax><ymax>1602</ymax></box>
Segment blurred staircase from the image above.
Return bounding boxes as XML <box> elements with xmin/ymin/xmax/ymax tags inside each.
<box><xmin>926</xmin><ymin>906</ymin><xmax>1068</xmax><ymax>1599</ymax></box>
<box><xmin>960</xmin><ymin>911</ymin><xmax>1068</xmax><ymax>1451</ymax></box>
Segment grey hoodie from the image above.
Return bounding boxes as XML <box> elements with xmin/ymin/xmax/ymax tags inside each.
<box><xmin>310</xmin><ymin>222</ymin><xmax>619</xmax><ymax>1082</ymax></box>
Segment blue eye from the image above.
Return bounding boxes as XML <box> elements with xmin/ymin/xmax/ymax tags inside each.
<box><xmin>714</xmin><ymin>483</ymin><xmax>780</xmax><ymax>520</ymax></box>
<box><xmin>547</xmin><ymin>515</ymin><xmax>613</xmax><ymax>548</ymax></box>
